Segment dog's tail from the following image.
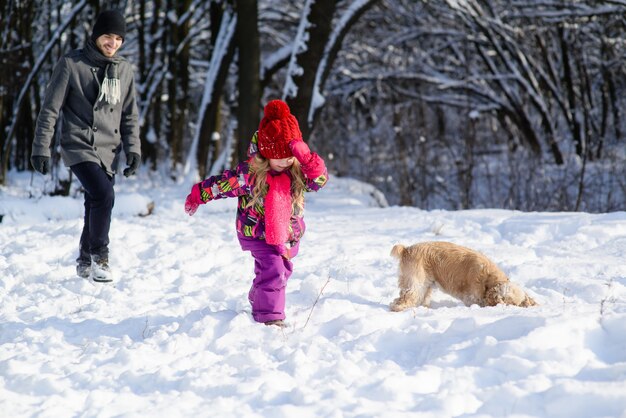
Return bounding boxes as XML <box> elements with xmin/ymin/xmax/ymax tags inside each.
<box><xmin>390</xmin><ymin>244</ymin><xmax>405</xmax><ymax>259</ymax></box>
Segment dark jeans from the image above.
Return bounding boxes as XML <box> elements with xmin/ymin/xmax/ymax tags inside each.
<box><xmin>70</xmin><ymin>162</ymin><xmax>115</xmax><ymax>262</ymax></box>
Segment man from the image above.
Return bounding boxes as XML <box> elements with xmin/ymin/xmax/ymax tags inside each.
<box><xmin>31</xmin><ymin>10</ymin><xmax>141</xmax><ymax>283</ymax></box>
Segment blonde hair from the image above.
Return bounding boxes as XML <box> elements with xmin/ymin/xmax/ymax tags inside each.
<box><xmin>247</xmin><ymin>154</ymin><xmax>306</xmax><ymax>215</ymax></box>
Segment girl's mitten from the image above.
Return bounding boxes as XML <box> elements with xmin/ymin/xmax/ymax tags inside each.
<box><xmin>185</xmin><ymin>183</ymin><xmax>204</xmax><ymax>216</ymax></box>
<box><xmin>289</xmin><ymin>140</ymin><xmax>325</xmax><ymax>178</ymax></box>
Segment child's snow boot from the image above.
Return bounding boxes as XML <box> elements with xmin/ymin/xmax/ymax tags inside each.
<box><xmin>264</xmin><ymin>319</ymin><xmax>287</xmax><ymax>328</ymax></box>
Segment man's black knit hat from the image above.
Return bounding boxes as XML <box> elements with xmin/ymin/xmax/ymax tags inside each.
<box><xmin>91</xmin><ymin>10</ymin><xmax>126</xmax><ymax>41</ymax></box>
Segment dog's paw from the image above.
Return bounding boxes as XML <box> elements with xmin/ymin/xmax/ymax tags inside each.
<box><xmin>389</xmin><ymin>299</ymin><xmax>408</xmax><ymax>312</ymax></box>
<box><xmin>520</xmin><ymin>295</ymin><xmax>538</xmax><ymax>307</ymax></box>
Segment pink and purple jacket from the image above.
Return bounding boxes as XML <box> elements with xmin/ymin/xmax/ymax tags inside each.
<box><xmin>197</xmin><ymin>133</ymin><xmax>328</xmax><ymax>256</ymax></box>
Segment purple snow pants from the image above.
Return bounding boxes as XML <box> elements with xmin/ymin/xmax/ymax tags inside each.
<box><xmin>239</xmin><ymin>238</ymin><xmax>299</xmax><ymax>323</ymax></box>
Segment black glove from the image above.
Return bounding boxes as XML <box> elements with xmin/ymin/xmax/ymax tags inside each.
<box><xmin>123</xmin><ymin>152</ymin><xmax>141</xmax><ymax>177</ymax></box>
<box><xmin>31</xmin><ymin>155</ymin><xmax>50</xmax><ymax>175</ymax></box>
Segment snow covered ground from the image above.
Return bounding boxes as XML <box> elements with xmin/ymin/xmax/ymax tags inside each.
<box><xmin>1</xmin><ymin>170</ymin><xmax>626</xmax><ymax>417</ymax></box>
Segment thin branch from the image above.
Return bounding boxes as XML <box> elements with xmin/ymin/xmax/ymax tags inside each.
<box><xmin>302</xmin><ymin>276</ymin><xmax>331</xmax><ymax>329</ymax></box>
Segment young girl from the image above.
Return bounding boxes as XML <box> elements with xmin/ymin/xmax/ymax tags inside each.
<box><xmin>184</xmin><ymin>100</ymin><xmax>328</xmax><ymax>327</ymax></box>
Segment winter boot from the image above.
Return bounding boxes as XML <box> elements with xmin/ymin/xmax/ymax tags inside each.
<box><xmin>90</xmin><ymin>254</ymin><xmax>113</xmax><ymax>283</ymax></box>
<box><xmin>76</xmin><ymin>249</ymin><xmax>91</xmax><ymax>278</ymax></box>
<box><xmin>264</xmin><ymin>319</ymin><xmax>287</xmax><ymax>328</ymax></box>
<box><xmin>76</xmin><ymin>260</ymin><xmax>91</xmax><ymax>279</ymax></box>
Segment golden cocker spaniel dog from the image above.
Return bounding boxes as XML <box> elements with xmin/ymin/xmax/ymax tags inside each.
<box><xmin>390</xmin><ymin>241</ymin><xmax>537</xmax><ymax>311</ymax></box>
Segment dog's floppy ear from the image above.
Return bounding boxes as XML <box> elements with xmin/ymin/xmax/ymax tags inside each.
<box><xmin>390</xmin><ymin>244</ymin><xmax>405</xmax><ymax>259</ymax></box>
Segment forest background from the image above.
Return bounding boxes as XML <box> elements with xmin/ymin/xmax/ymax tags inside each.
<box><xmin>1</xmin><ymin>0</ymin><xmax>626</xmax><ymax>212</ymax></box>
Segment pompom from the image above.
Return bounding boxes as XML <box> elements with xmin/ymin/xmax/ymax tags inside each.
<box><xmin>263</xmin><ymin>100</ymin><xmax>291</xmax><ymax>120</ymax></box>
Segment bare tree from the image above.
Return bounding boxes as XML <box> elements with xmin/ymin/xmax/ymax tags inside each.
<box><xmin>1</xmin><ymin>1</ymin><xmax>89</xmax><ymax>185</ymax></box>
<box><xmin>4</xmin><ymin>0</ymin><xmax>626</xmax><ymax>212</ymax></box>
<box><xmin>235</xmin><ymin>0</ymin><xmax>261</xmax><ymax>162</ymax></box>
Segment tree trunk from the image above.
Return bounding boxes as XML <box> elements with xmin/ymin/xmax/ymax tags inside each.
<box><xmin>285</xmin><ymin>0</ymin><xmax>337</xmax><ymax>139</ymax></box>
<box><xmin>235</xmin><ymin>0</ymin><xmax>261</xmax><ymax>162</ymax></box>
<box><xmin>167</xmin><ymin>0</ymin><xmax>192</xmax><ymax>171</ymax></box>
<box><xmin>195</xmin><ymin>4</ymin><xmax>236</xmax><ymax>177</ymax></box>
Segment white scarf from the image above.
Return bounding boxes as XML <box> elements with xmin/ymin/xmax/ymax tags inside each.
<box><xmin>85</xmin><ymin>39</ymin><xmax>122</xmax><ymax>105</ymax></box>
<box><xmin>98</xmin><ymin>66</ymin><xmax>121</xmax><ymax>105</ymax></box>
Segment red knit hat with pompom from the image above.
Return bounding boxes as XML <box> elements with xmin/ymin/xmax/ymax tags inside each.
<box><xmin>257</xmin><ymin>100</ymin><xmax>302</xmax><ymax>159</ymax></box>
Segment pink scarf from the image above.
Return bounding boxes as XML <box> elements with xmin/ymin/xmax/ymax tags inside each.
<box><xmin>264</xmin><ymin>171</ymin><xmax>292</xmax><ymax>245</ymax></box>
